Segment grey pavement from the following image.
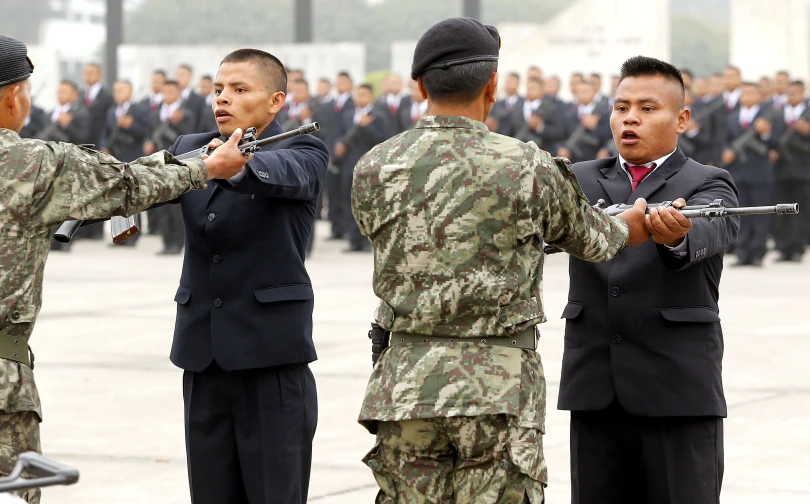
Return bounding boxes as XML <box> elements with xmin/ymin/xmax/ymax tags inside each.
<box><xmin>30</xmin><ymin>221</ymin><xmax>810</xmax><ymax>503</ymax></box>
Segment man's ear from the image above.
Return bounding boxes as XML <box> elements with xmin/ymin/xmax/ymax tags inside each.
<box><xmin>417</xmin><ymin>77</ymin><xmax>428</xmax><ymax>100</ymax></box>
<box><xmin>269</xmin><ymin>91</ymin><xmax>286</xmax><ymax>114</ymax></box>
<box><xmin>676</xmin><ymin>107</ymin><xmax>690</xmax><ymax>135</ymax></box>
<box><xmin>484</xmin><ymin>71</ymin><xmax>499</xmax><ymax>104</ymax></box>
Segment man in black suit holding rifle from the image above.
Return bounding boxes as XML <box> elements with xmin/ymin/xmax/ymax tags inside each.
<box><xmin>559</xmin><ymin>56</ymin><xmax>739</xmax><ymax>504</ymax></box>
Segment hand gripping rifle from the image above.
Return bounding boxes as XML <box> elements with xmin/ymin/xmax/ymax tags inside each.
<box><xmin>53</xmin><ymin>123</ymin><xmax>320</xmax><ymax>244</ymax></box>
<box><xmin>543</xmin><ymin>198</ymin><xmax>800</xmax><ymax>254</ymax></box>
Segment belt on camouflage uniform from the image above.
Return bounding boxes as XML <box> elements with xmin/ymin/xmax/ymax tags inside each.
<box><xmin>0</xmin><ymin>333</ymin><xmax>33</xmax><ymax>368</ymax></box>
<box><xmin>390</xmin><ymin>326</ymin><xmax>537</xmax><ymax>350</ymax></box>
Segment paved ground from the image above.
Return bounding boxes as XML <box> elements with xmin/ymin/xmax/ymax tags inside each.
<box><xmin>28</xmin><ymin>221</ymin><xmax>810</xmax><ymax>503</ymax></box>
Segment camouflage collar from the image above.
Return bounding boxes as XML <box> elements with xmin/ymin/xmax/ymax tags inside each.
<box><xmin>415</xmin><ymin>115</ymin><xmax>489</xmax><ymax>132</ymax></box>
<box><xmin>0</xmin><ymin>128</ymin><xmax>21</xmax><ymax>141</ymax></box>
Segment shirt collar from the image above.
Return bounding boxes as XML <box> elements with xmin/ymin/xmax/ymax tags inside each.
<box><xmin>415</xmin><ymin>115</ymin><xmax>489</xmax><ymax>132</ymax></box>
<box><xmin>618</xmin><ymin>148</ymin><xmax>677</xmax><ymax>181</ymax></box>
<box><xmin>182</xmin><ymin>86</ymin><xmax>193</xmax><ymax>99</ymax></box>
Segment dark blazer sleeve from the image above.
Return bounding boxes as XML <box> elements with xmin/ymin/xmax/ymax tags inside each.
<box><xmin>214</xmin><ymin>136</ymin><xmax>328</xmax><ymax>201</ymax></box>
<box><xmin>656</xmin><ymin>167</ymin><xmax>740</xmax><ymax>270</ymax></box>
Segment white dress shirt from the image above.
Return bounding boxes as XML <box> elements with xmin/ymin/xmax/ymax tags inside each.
<box><xmin>160</xmin><ymin>101</ymin><xmax>182</xmax><ymax>123</ymax></box>
<box><xmin>115</xmin><ymin>101</ymin><xmax>132</xmax><ymax>120</ymax></box>
<box><xmin>335</xmin><ymin>92</ymin><xmax>351</xmax><ymax>110</ymax></box>
<box><xmin>353</xmin><ymin>104</ymin><xmax>374</xmax><ymax>125</ymax></box>
<box><xmin>410</xmin><ymin>100</ymin><xmax>428</xmax><ymax>123</ymax></box>
<box><xmin>785</xmin><ymin>102</ymin><xmax>806</xmax><ymax>125</ymax></box>
<box><xmin>739</xmin><ymin>105</ymin><xmax>760</xmax><ymax>127</ymax></box>
<box><xmin>505</xmin><ymin>94</ymin><xmax>520</xmax><ymax>108</ymax></box>
<box><xmin>723</xmin><ymin>88</ymin><xmax>742</xmax><ymax>109</ymax></box>
<box><xmin>386</xmin><ymin>94</ymin><xmax>402</xmax><ymax>110</ymax></box>
<box><xmin>85</xmin><ymin>82</ymin><xmax>102</xmax><ymax>103</ymax></box>
<box><xmin>50</xmin><ymin>103</ymin><xmax>71</xmax><ymax>122</ymax></box>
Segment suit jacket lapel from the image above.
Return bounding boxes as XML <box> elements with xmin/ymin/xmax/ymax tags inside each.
<box><xmin>629</xmin><ymin>149</ymin><xmax>688</xmax><ymax>203</ymax></box>
<box><xmin>597</xmin><ymin>159</ymin><xmax>632</xmax><ymax>205</ymax></box>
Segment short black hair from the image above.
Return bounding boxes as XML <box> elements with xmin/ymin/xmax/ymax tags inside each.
<box><xmin>508</xmin><ymin>72</ymin><xmax>520</xmax><ymax>79</ymax></box>
<box><xmin>337</xmin><ymin>71</ymin><xmax>352</xmax><ymax>81</ymax></box>
<box><xmin>114</xmin><ymin>79</ymin><xmax>132</xmax><ymax>88</ymax></box>
<box><xmin>153</xmin><ymin>69</ymin><xmax>166</xmax><ymax>77</ymax></box>
<box><xmin>421</xmin><ymin>60</ymin><xmax>497</xmax><ymax>103</ymax></box>
<box><xmin>590</xmin><ymin>72</ymin><xmax>602</xmax><ymax>80</ymax></box>
<box><xmin>178</xmin><ymin>63</ymin><xmax>193</xmax><ymax>73</ymax></box>
<box><xmin>220</xmin><ymin>48</ymin><xmax>287</xmax><ymax>93</ymax></box>
<box><xmin>200</xmin><ymin>74</ymin><xmax>213</xmax><ymax>82</ymax></box>
<box><xmin>318</xmin><ymin>77</ymin><xmax>331</xmax><ymax>84</ymax></box>
<box><xmin>777</xmin><ymin>70</ymin><xmax>790</xmax><ymax>78</ymax></box>
<box><xmin>571</xmin><ymin>72</ymin><xmax>584</xmax><ymax>79</ymax></box>
<box><xmin>726</xmin><ymin>65</ymin><xmax>741</xmax><ymax>75</ymax></box>
<box><xmin>163</xmin><ymin>80</ymin><xmax>180</xmax><ymax>88</ymax></box>
<box><xmin>294</xmin><ymin>78</ymin><xmax>309</xmax><ymax>87</ymax></box>
<box><xmin>790</xmin><ymin>80</ymin><xmax>805</xmax><ymax>88</ymax></box>
<box><xmin>85</xmin><ymin>62</ymin><xmax>102</xmax><ymax>71</ymax></box>
<box><xmin>358</xmin><ymin>83</ymin><xmax>374</xmax><ymax>93</ymax></box>
<box><xmin>59</xmin><ymin>79</ymin><xmax>80</xmax><ymax>93</ymax></box>
<box><xmin>618</xmin><ymin>56</ymin><xmax>685</xmax><ymax>105</ymax></box>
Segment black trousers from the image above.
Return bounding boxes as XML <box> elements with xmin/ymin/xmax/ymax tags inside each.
<box><xmin>734</xmin><ymin>181</ymin><xmax>773</xmax><ymax>262</ymax></box>
<box><xmin>773</xmin><ymin>179</ymin><xmax>810</xmax><ymax>256</ymax></box>
<box><xmin>570</xmin><ymin>400</ymin><xmax>723</xmax><ymax>504</ymax></box>
<box><xmin>160</xmin><ymin>205</ymin><xmax>185</xmax><ymax>250</ymax></box>
<box><xmin>183</xmin><ymin>362</ymin><xmax>318</xmax><ymax>504</ymax></box>
<box><xmin>339</xmin><ymin>157</ymin><xmax>367</xmax><ymax>248</ymax></box>
<box><xmin>325</xmin><ymin>163</ymin><xmax>344</xmax><ymax>237</ymax></box>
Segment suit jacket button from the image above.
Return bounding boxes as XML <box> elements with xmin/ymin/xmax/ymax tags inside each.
<box><xmin>610</xmin><ymin>287</ymin><xmax>620</xmax><ymax>297</ymax></box>
<box><xmin>212</xmin><ymin>255</ymin><xmax>221</xmax><ymax>264</ymax></box>
<box><xmin>213</xmin><ymin>298</ymin><xmax>222</xmax><ymax>308</ymax></box>
<box><xmin>208</xmin><ymin>213</ymin><xmax>216</xmax><ymax>222</ymax></box>
<box><xmin>611</xmin><ymin>334</ymin><xmax>622</xmax><ymax>344</ymax></box>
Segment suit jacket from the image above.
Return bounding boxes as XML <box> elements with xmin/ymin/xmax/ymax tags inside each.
<box><xmin>310</xmin><ymin>98</ymin><xmax>339</xmax><ymax>153</ymax></box>
<box><xmin>508</xmin><ymin>98</ymin><xmax>566</xmax><ymax>152</ymax></box>
<box><xmin>334</xmin><ymin>104</ymin><xmax>389</xmax><ymax>170</ymax></box>
<box><xmin>561</xmin><ymin>102</ymin><xmax>612</xmax><ymax>162</ymax></box>
<box><xmin>19</xmin><ymin>105</ymin><xmax>48</xmax><ymax>139</ymax></box>
<box><xmin>558</xmin><ymin>149</ymin><xmax>740</xmax><ymax>417</ymax></box>
<box><xmin>196</xmin><ymin>96</ymin><xmax>218</xmax><ymax>133</ymax></box>
<box><xmin>181</xmin><ymin>90</ymin><xmax>208</xmax><ymax>132</ymax></box>
<box><xmin>725</xmin><ymin>106</ymin><xmax>781</xmax><ymax>184</ymax></box>
<box><xmin>38</xmin><ymin>102</ymin><xmax>90</xmax><ymax>144</ymax></box>
<box><xmin>148</xmin><ymin>105</ymin><xmax>197</xmax><ymax>151</ymax></box>
<box><xmin>101</xmin><ymin>102</ymin><xmax>150</xmax><ymax>162</ymax></box>
<box><xmin>774</xmin><ymin>106</ymin><xmax>810</xmax><ymax>181</ymax></box>
<box><xmin>85</xmin><ymin>87</ymin><xmax>114</xmax><ymax>146</ymax></box>
<box><xmin>491</xmin><ymin>96</ymin><xmax>524</xmax><ymax>136</ymax></box>
<box><xmin>375</xmin><ymin>95</ymin><xmax>407</xmax><ymax>137</ymax></box>
<box><xmin>679</xmin><ymin>100</ymin><xmax>716</xmax><ymax>164</ymax></box>
<box><xmin>167</xmin><ymin>120</ymin><xmax>329</xmax><ymax>372</ymax></box>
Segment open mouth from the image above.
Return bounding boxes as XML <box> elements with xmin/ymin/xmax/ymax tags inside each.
<box><xmin>621</xmin><ymin>130</ymin><xmax>640</xmax><ymax>144</ymax></box>
<box><xmin>215</xmin><ymin>110</ymin><xmax>233</xmax><ymax>122</ymax></box>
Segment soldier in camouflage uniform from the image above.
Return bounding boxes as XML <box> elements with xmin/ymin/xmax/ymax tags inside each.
<box><xmin>351</xmin><ymin>18</ymin><xmax>653</xmax><ymax>504</ymax></box>
<box><xmin>0</xmin><ymin>35</ymin><xmax>249</xmax><ymax>503</ymax></box>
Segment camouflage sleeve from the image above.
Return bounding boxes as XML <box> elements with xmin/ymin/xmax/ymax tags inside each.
<box><xmin>530</xmin><ymin>150</ymin><xmax>629</xmax><ymax>262</ymax></box>
<box><xmin>350</xmin><ymin>146</ymin><xmax>380</xmax><ymax>236</ymax></box>
<box><xmin>31</xmin><ymin>142</ymin><xmax>207</xmax><ymax>226</ymax></box>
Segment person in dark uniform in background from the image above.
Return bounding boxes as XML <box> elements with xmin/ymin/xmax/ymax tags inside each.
<box><xmin>771</xmin><ymin>80</ymin><xmax>810</xmax><ymax>262</ymax></box>
<box><xmin>403</xmin><ymin>78</ymin><xmax>428</xmax><ymax>129</ymax></box>
<box><xmin>485</xmin><ymin>71</ymin><xmax>522</xmax><ymax>135</ymax></box>
<box><xmin>771</xmin><ymin>71</ymin><xmax>790</xmax><ymax>109</ymax></box>
<box><xmin>166</xmin><ymin>48</ymin><xmax>327</xmax><ymax>504</ymax></box>
<box><xmin>82</xmin><ymin>62</ymin><xmax>114</xmax><ymax>148</ymax></box>
<box><xmin>19</xmin><ymin>103</ymin><xmax>47</xmax><ymax>138</ymax></box>
<box><xmin>100</xmin><ymin>80</ymin><xmax>151</xmax><ymax>247</ymax></box>
<box><xmin>558</xmin><ymin>80</ymin><xmax>612</xmax><ymax>163</ymax></box>
<box><xmin>559</xmin><ymin>55</ymin><xmax>738</xmax><ymax>504</ymax></box>
<box><xmin>139</xmin><ymin>69</ymin><xmax>165</xmax><ymax>116</ymax></box>
<box><xmin>544</xmin><ymin>75</ymin><xmax>564</xmax><ymax>108</ymax></box>
<box><xmin>175</xmin><ymin>64</ymin><xmax>207</xmax><ymax>132</ymax></box>
<box><xmin>508</xmin><ymin>76</ymin><xmax>565</xmax><ymax>152</ymax></box>
<box><xmin>590</xmin><ymin>72</ymin><xmax>610</xmax><ymax>110</ymax></box>
<box><xmin>377</xmin><ymin>73</ymin><xmax>405</xmax><ymax>137</ymax></box>
<box><xmin>144</xmin><ymin>80</ymin><xmax>197</xmax><ymax>255</ymax></box>
<box><xmin>325</xmin><ymin>71</ymin><xmax>355</xmax><ymax>240</ymax></box>
<box><xmin>679</xmin><ymin>86</ymin><xmax>716</xmax><ymax>164</ymax></box>
<box><xmin>722</xmin><ymin>82</ymin><xmax>780</xmax><ymax>267</ymax></box>
<box><xmin>195</xmin><ymin>74</ymin><xmax>218</xmax><ymax>132</ymax></box>
<box><xmin>333</xmin><ymin>83</ymin><xmax>387</xmax><ymax>252</ymax></box>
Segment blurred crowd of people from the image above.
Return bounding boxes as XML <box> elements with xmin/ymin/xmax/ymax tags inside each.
<box><xmin>22</xmin><ymin>62</ymin><xmax>810</xmax><ymax>263</ymax></box>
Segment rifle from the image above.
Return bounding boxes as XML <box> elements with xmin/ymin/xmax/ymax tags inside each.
<box><xmin>723</xmin><ymin>107</ymin><xmax>779</xmax><ymax>166</ymax></box>
<box><xmin>679</xmin><ymin>99</ymin><xmax>725</xmax><ymax>156</ymax></box>
<box><xmin>53</xmin><ymin>123</ymin><xmax>320</xmax><ymax>244</ymax></box>
<box><xmin>543</xmin><ymin>198</ymin><xmax>800</xmax><ymax>254</ymax></box>
<box><xmin>563</xmin><ymin>117</ymin><xmax>603</xmax><ymax>159</ymax></box>
<box><xmin>776</xmin><ymin>108</ymin><xmax>810</xmax><ymax>164</ymax></box>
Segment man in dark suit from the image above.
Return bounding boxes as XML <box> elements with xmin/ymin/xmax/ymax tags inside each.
<box><xmin>144</xmin><ymin>80</ymin><xmax>197</xmax><ymax>254</ymax></box>
<box><xmin>100</xmin><ymin>80</ymin><xmax>151</xmax><ymax>247</ymax></box>
<box><xmin>19</xmin><ymin>103</ymin><xmax>47</xmax><ymax>138</ymax></box>
<box><xmin>325</xmin><ymin>71</ymin><xmax>355</xmax><ymax>240</ymax></box>
<box><xmin>679</xmin><ymin>86</ymin><xmax>716</xmax><ymax>164</ymax></box>
<box><xmin>485</xmin><ymin>71</ymin><xmax>522</xmax><ymax>136</ymax></box>
<box><xmin>138</xmin><ymin>69</ymin><xmax>166</xmax><ymax>117</ymax></box>
<box><xmin>82</xmin><ymin>63</ymin><xmax>114</xmax><ymax>148</ymax></box>
<box><xmin>557</xmin><ymin>80</ymin><xmax>612</xmax><ymax>163</ymax></box>
<box><xmin>507</xmin><ymin>76</ymin><xmax>565</xmax><ymax>152</ymax></box>
<box><xmin>333</xmin><ymin>83</ymin><xmax>388</xmax><ymax>252</ymax></box>
<box><xmin>401</xmin><ymin>78</ymin><xmax>428</xmax><ymax>130</ymax></box>
<box><xmin>377</xmin><ymin>72</ymin><xmax>406</xmax><ymax>137</ymax></box>
<box><xmin>771</xmin><ymin>80</ymin><xmax>810</xmax><ymax>262</ymax></box>
<box><xmin>195</xmin><ymin>74</ymin><xmax>217</xmax><ymax>132</ymax></box>
<box><xmin>559</xmin><ymin>56</ymin><xmax>739</xmax><ymax>504</ymax></box>
<box><xmin>168</xmin><ymin>49</ymin><xmax>327</xmax><ymax>504</ymax></box>
<box><xmin>721</xmin><ymin>82</ymin><xmax>779</xmax><ymax>267</ymax></box>
<box><xmin>175</xmin><ymin>63</ymin><xmax>208</xmax><ymax>132</ymax></box>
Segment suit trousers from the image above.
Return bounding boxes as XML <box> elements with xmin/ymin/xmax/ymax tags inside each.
<box><xmin>161</xmin><ymin>205</ymin><xmax>185</xmax><ymax>251</ymax></box>
<box><xmin>339</xmin><ymin>157</ymin><xmax>367</xmax><ymax>248</ymax></box>
<box><xmin>773</xmin><ymin>180</ymin><xmax>810</xmax><ymax>256</ymax></box>
<box><xmin>733</xmin><ymin>181</ymin><xmax>773</xmax><ymax>262</ymax></box>
<box><xmin>570</xmin><ymin>400</ymin><xmax>723</xmax><ymax>504</ymax></box>
<box><xmin>183</xmin><ymin>362</ymin><xmax>318</xmax><ymax>504</ymax></box>
<box><xmin>326</xmin><ymin>163</ymin><xmax>344</xmax><ymax>237</ymax></box>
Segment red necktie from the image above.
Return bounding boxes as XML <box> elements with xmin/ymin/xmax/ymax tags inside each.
<box><xmin>389</xmin><ymin>104</ymin><xmax>397</xmax><ymax>115</ymax></box>
<box><xmin>788</xmin><ymin>119</ymin><xmax>795</xmax><ymax>127</ymax></box>
<box><xmin>627</xmin><ymin>163</ymin><xmax>656</xmax><ymax>191</ymax></box>
<box><xmin>335</xmin><ymin>101</ymin><xmax>342</xmax><ymax>112</ymax></box>
<box><xmin>85</xmin><ymin>95</ymin><xmax>92</xmax><ymax>106</ymax></box>
<box><xmin>741</xmin><ymin>119</ymin><xmax>750</xmax><ymax>129</ymax></box>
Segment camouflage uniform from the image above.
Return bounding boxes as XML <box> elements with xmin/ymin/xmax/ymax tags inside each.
<box><xmin>352</xmin><ymin>115</ymin><xmax>630</xmax><ymax>503</ymax></box>
<box><xmin>0</xmin><ymin>128</ymin><xmax>207</xmax><ymax>503</ymax></box>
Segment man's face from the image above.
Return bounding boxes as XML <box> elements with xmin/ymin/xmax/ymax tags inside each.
<box><xmin>590</xmin><ymin>75</ymin><xmax>602</xmax><ymax>93</ymax></box>
<box><xmin>293</xmin><ymin>81</ymin><xmax>310</xmax><ymax>103</ymax></box>
<box><xmin>162</xmin><ymin>84</ymin><xmax>180</xmax><ymax>105</ymax></box>
<box><xmin>56</xmin><ymin>83</ymin><xmax>73</xmax><ymax>105</ymax></box>
<box><xmin>199</xmin><ymin>78</ymin><xmax>213</xmax><ymax>97</ymax></box>
<box><xmin>610</xmin><ymin>75</ymin><xmax>687</xmax><ymax>165</ymax></box>
<box><xmin>740</xmin><ymin>84</ymin><xmax>762</xmax><ymax>108</ymax></box>
<box><xmin>317</xmin><ymin>80</ymin><xmax>330</xmax><ymax>98</ymax></box>
<box><xmin>336</xmin><ymin>75</ymin><xmax>352</xmax><ymax>94</ymax></box>
<box><xmin>723</xmin><ymin>68</ymin><xmax>741</xmax><ymax>91</ymax></box>
<box><xmin>151</xmin><ymin>73</ymin><xmax>165</xmax><ymax>94</ymax></box>
<box><xmin>576</xmin><ymin>82</ymin><xmax>596</xmax><ymax>105</ymax></box>
<box><xmin>385</xmin><ymin>74</ymin><xmax>402</xmax><ymax>95</ymax></box>
<box><xmin>787</xmin><ymin>84</ymin><xmax>805</xmax><ymax>106</ymax></box>
<box><xmin>758</xmin><ymin>78</ymin><xmax>772</xmax><ymax>97</ymax></box>
<box><xmin>83</xmin><ymin>65</ymin><xmax>101</xmax><ymax>86</ymax></box>
<box><xmin>504</xmin><ymin>75</ymin><xmax>519</xmax><ymax>96</ymax></box>
<box><xmin>287</xmin><ymin>71</ymin><xmax>303</xmax><ymax>93</ymax></box>
<box><xmin>175</xmin><ymin>67</ymin><xmax>191</xmax><ymax>89</ymax></box>
<box><xmin>113</xmin><ymin>82</ymin><xmax>132</xmax><ymax>104</ymax></box>
<box><xmin>545</xmin><ymin>77</ymin><xmax>560</xmax><ymax>97</ymax></box>
<box><xmin>709</xmin><ymin>76</ymin><xmax>724</xmax><ymax>96</ymax></box>
<box><xmin>354</xmin><ymin>87</ymin><xmax>373</xmax><ymax>108</ymax></box>
<box><xmin>526</xmin><ymin>81</ymin><xmax>543</xmax><ymax>101</ymax></box>
<box><xmin>775</xmin><ymin>73</ymin><xmax>790</xmax><ymax>95</ymax></box>
<box><xmin>2</xmin><ymin>79</ymin><xmax>32</xmax><ymax>132</ymax></box>
<box><xmin>214</xmin><ymin>61</ymin><xmax>283</xmax><ymax>137</ymax></box>
<box><xmin>527</xmin><ymin>68</ymin><xmax>542</xmax><ymax>82</ymax></box>
<box><xmin>694</xmin><ymin>78</ymin><xmax>708</xmax><ymax>97</ymax></box>
<box><xmin>570</xmin><ymin>75</ymin><xmax>583</xmax><ymax>94</ymax></box>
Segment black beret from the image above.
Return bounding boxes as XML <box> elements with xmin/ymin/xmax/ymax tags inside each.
<box><xmin>0</xmin><ymin>35</ymin><xmax>34</xmax><ymax>87</ymax></box>
<box><xmin>411</xmin><ymin>17</ymin><xmax>500</xmax><ymax>80</ymax></box>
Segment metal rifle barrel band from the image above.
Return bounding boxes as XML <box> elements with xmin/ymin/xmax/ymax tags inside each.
<box><xmin>52</xmin><ymin>123</ymin><xmax>320</xmax><ymax>244</ymax></box>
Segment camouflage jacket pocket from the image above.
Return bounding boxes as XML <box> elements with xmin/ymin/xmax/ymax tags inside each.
<box><xmin>497</xmin><ymin>297</ymin><xmax>545</xmax><ymax>333</ymax></box>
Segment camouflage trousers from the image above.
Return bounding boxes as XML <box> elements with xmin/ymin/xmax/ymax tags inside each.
<box><xmin>0</xmin><ymin>411</ymin><xmax>41</xmax><ymax>504</ymax></box>
<box><xmin>363</xmin><ymin>415</ymin><xmax>545</xmax><ymax>504</ymax></box>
